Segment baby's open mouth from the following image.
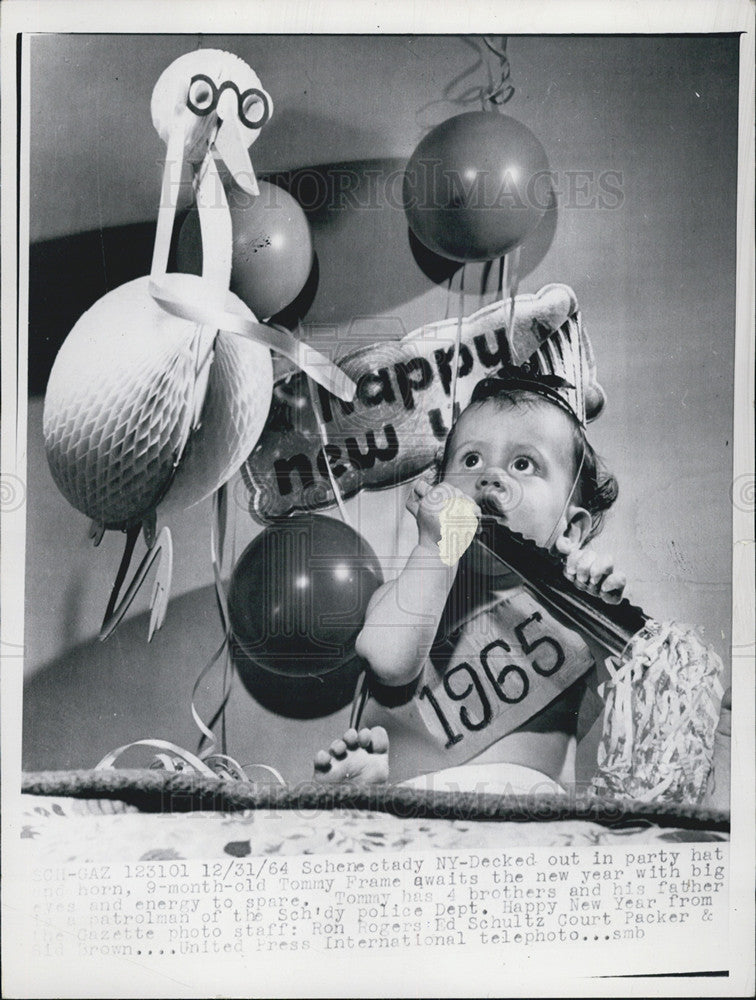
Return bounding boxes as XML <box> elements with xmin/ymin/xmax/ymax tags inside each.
<box><xmin>479</xmin><ymin>493</ymin><xmax>508</xmax><ymax>520</ymax></box>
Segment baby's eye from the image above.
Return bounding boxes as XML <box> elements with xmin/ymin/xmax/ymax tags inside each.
<box><xmin>463</xmin><ymin>453</ymin><xmax>481</xmax><ymax>469</ymax></box>
<box><xmin>511</xmin><ymin>456</ymin><xmax>536</xmax><ymax>474</ymax></box>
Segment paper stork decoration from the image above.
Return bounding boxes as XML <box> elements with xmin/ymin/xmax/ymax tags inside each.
<box><xmin>42</xmin><ymin>49</ymin><xmax>355</xmax><ymax>640</ymax></box>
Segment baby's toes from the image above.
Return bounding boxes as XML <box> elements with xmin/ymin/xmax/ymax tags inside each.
<box><xmin>313</xmin><ymin>749</ymin><xmax>332</xmax><ymax>773</ymax></box>
<box><xmin>357</xmin><ymin>728</ymin><xmax>373</xmax><ymax>750</ymax></box>
<box><xmin>342</xmin><ymin>728</ymin><xmax>360</xmax><ymax>750</ymax></box>
<box><xmin>370</xmin><ymin>726</ymin><xmax>389</xmax><ymax>754</ymax></box>
<box><xmin>329</xmin><ymin>738</ymin><xmax>347</xmax><ymax>759</ymax></box>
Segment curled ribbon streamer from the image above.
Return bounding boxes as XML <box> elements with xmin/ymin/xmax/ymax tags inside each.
<box><xmin>153</xmin><ymin>753</ymin><xmax>181</xmax><ymax>771</ymax></box>
<box><xmin>95</xmin><ymin>738</ymin><xmax>282</xmax><ymax>784</ymax></box>
<box><xmin>194</xmin><ymin>483</ymin><xmax>235</xmax><ymax>757</ymax></box>
<box><xmin>246</xmin><ymin>763</ymin><xmax>287</xmax><ymax>786</ymax></box>
<box><xmin>222</xmin><ymin>484</ymin><xmax>242</xmax><ymax>756</ymax></box>
<box><xmin>148</xmin><ymin>277</ymin><xmax>356</xmax><ymax>402</ymax></box>
<box><xmin>211</xmin><ymin>759</ymin><xmax>287</xmax><ymax>786</ymax></box>
<box><xmin>211</xmin><ymin>487</ymin><xmax>231</xmax><ymax>636</ymax></box>
<box><xmin>95</xmin><ymin>738</ymin><xmax>218</xmax><ymax>777</ymax></box>
<box><xmin>191</xmin><ymin>634</ymin><xmax>233</xmax><ymax>756</ymax></box>
<box><xmin>208</xmin><ymin>486</ymin><xmax>233</xmax><ymax>757</ymax></box>
<box><xmin>201</xmin><ymin>753</ymin><xmax>248</xmax><ymax>781</ymax></box>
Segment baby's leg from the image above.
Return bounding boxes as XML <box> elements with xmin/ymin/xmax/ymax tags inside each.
<box><xmin>312</xmin><ymin>727</ymin><xmax>389</xmax><ymax>785</ymax></box>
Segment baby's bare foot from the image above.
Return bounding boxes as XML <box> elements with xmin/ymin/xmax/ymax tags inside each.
<box><xmin>313</xmin><ymin>727</ymin><xmax>389</xmax><ymax>785</ymax></box>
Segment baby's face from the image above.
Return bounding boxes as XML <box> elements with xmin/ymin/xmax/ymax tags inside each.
<box><xmin>441</xmin><ymin>399</ymin><xmax>578</xmax><ymax>548</ymax></box>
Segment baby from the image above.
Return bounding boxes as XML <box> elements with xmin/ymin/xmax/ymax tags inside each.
<box><xmin>313</xmin><ymin>373</ymin><xmax>626</xmax><ymax>795</ymax></box>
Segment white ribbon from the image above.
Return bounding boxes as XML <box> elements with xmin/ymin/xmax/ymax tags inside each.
<box><xmin>148</xmin><ymin>276</ymin><xmax>355</xmax><ymax>401</ymax></box>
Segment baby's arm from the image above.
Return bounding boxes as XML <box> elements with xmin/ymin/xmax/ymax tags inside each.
<box><xmin>355</xmin><ymin>479</ymin><xmax>475</xmax><ymax>687</ymax></box>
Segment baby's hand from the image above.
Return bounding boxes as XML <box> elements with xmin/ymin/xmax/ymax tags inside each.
<box><xmin>406</xmin><ymin>474</ymin><xmax>480</xmax><ymax>558</ymax></box>
<box><xmin>555</xmin><ymin>537</ymin><xmax>627</xmax><ymax>604</ymax></box>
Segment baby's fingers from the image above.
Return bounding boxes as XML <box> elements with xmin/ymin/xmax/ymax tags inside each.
<box><xmin>571</xmin><ymin>550</ymin><xmax>598</xmax><ymax>585</ymax></box>
<box><xmin>555</xmin><ymin>536</ymin><xmax>577</xmax><ymax>557</ymax></box>
<box><xmin>586</xmin><ymin>553</ymin><xmax>615</xmax><ymax>586</ymax></box>
<box><xmin>585</xmin><ymin>555</ymin><xmax>628</xmax><ymax>601</ymax></box>
<box><xmin>563</xmin><ymin>550</ymin><xmax>627</xmax><ymax>602</ymax></box>
<box><xmin>406</xmin><ymin>477</ymin><xmax>433</xmax><ymax>517</ymax></box>
<box><xmin>598</xmin><ymin>571</ymin><xmax>627</xmax><ymax>603</ymax></box>
<box><xmin>559</xmin><ymin>542</ymin><xmax>583</xmax><ymax>582</ymax></box>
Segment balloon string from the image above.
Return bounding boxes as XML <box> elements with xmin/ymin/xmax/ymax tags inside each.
<box><xmin>213</xmin><ymin>483</ymin><xmax>232</xmax><ymax>757</ymax></box>
<box><xmin>444</xmin><ymin>274</ymin><xmax>453</xmax><ymax>320</ymax></box>
<box><xmin>305</xmin><ymin>366</ymin><xmax>352</xmax><ymax>528</ymax></box>
<box><xmin>497</xmin><ymin>254</ymin><xmax>505</xmax><ymax>303</ymax></box>
<box><xmin>211</xmin><ymin>487</ymin><xmax>231</xmax><ymax>636</ymax></box>
<box><xmin>221</xmin><ymin>645</ymin><xmax>229</xmax><ymax>757</ymax></box>
<box><xmin>187</xmin><ymin>486</ymin><xmax>234</xmax><ymax>757</ymax></box>
<box><xmin>504</xmin><ymin>247</ymin><xmax>521</xmax><ymax>347</ymax></box>
<box><xmin>479</xmin><ymin>259</ymin><xmax>492</xmax><ymax>298</ymax></box>
<box><xmin>482</xmin><ymin>35</ymin><xmax>515</xmax><ymax>108</ymax></box>
<box><xmin>192</xmin><ymin>635</ymin><xmax>232</xmax><ymax>756</ymax></box>
<box><xmin>449</xmin><ymin>264</ymin><xmax>466</xmax><ymax>421</ymax></box>
<box><xmin>349</xmin><ymin>669</ymin><xmax>369</xmax><ymax>730</ymax></box>
<box><xmin>415</xmin><ymin>35</ymin><xmax>514</xmax><ymax>125</ymax></box>
<box><xmin>223</xmin><ymin>482</ymin><xmax>241</xmax><ymax>758</ymax></box>
<box><xmin>392</xmin><ymin>490</ymin><xmax>405</xmax><ymax>563</ymax></box>
<box><xmin>301</xmin><ymin>318</ymin><xmax>352</xmax><ymax>526</ymax></box>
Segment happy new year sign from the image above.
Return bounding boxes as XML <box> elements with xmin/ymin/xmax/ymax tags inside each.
<box><xmin>241</xmin><ymin>284</ymin><xmax>602</xmax><ymax>522</ymax></box>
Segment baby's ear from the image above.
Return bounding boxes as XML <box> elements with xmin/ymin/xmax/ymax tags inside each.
<box><xmin>563</xmin><ymin>506</ymin><xmax>593</xmax><ymax>548</ymax></box>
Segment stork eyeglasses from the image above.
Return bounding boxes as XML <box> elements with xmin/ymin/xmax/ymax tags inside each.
<box><xmin>187</xmin><ymin>74</ymin><xmax>271</xmax><ymax>129</ymax></box>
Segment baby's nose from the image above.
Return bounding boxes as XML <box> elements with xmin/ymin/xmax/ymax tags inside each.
<box><xmin>476</xmin><ymin>467</ymin><xmax>508</xmax><ymax>492</ymax></box>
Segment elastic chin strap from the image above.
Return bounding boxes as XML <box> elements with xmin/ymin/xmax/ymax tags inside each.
<box><xmin>543</xmin><ymin>440</ymin><xmax>587</xmax><ymax>552</ymax></box>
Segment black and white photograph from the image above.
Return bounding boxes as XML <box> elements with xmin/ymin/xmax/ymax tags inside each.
<box><xmin>2</xmin><ymin>2</ymin><xmax>754</xmax><ymax>997</ymax></box>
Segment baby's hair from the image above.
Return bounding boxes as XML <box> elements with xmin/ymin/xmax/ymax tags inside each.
<box><xmin>437</xmin><ymin>389</ymin><xmax>618</xmax><ymax>542</ymax></box>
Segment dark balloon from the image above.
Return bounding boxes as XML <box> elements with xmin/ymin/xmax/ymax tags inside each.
<box><xmin>403</xmin><ymin>112</ymin><xmax>550</xmax><ymax>262</ymax></box>
<box><xmin>177</xmin><ymin>179</ymin><xmax>314</xmax><ymax>321</ymax></box>
<box><xmin>228</xmin><ymin>515</ymin><xmax>384</xmax><ymax>718</ymax></box>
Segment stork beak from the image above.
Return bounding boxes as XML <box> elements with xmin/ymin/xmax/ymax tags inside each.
<box><xmin>213</xmin><ymin>114</ymin><xmax>259</xmax><ymax>197</ymax></box>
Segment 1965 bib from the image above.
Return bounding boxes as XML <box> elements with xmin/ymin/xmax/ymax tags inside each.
<box><xmin>416</xmin><ymin>585</ymin><xmax>595</xmax><ymax>764</ymax></box>
<box><xmin>362</xmin><ymin>583</ymin><xmax>596</xmax><ymax>779</ymax></box>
